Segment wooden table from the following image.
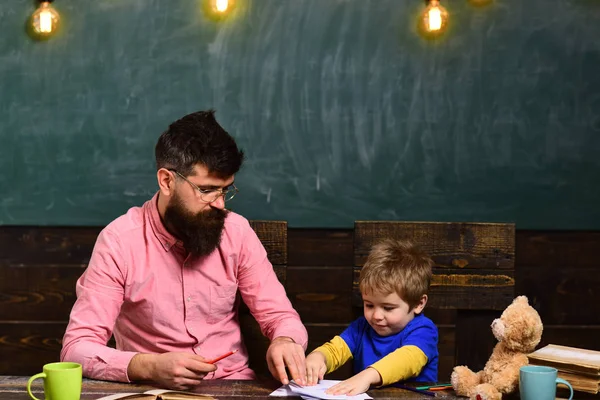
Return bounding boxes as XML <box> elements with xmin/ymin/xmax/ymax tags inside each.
<box><xmin>0</xmin><ymin>376</ymin><xmax>462</xmax><ymax>399</ymax></box>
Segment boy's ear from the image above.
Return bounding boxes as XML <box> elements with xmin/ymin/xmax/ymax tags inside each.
<box><xmin>413</xmin><ymin>295</ymin><xmax>428</xmax><ymax>315</ymax></box>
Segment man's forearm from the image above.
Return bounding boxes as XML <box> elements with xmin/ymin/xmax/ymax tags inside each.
<box><xmin>127</xmin><ymin>353</ymin><xmax>157</xmax><ymax>381</ymax></box>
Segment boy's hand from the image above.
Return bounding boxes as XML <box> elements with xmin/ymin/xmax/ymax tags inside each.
<box><xmin>325</xmin><ymin>367</ymin><xmax>381</xmax><ymax>396</ymax></box>
<box><xmin>305</xmin><ymin>351</ymin><xmax>327</xmax><ymax>386</ymax></box>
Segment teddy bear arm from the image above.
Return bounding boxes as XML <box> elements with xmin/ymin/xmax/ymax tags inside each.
<box><xmin>491</xmin><ymin>362</ymin><xmax>522</xmax><ymax>394</ymax></box>
<box><xmin>451</xmin><ymin>366</ymin><xmax>483</xmax><ymax>397</ymax></box>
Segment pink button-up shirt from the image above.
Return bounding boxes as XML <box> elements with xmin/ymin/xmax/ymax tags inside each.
<box><xmin>61</xmin><ymin>193</ymin><xmax>307</xmax><ymax>382</ymax></box>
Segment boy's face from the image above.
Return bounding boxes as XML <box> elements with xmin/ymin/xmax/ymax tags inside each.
<box><xmin>362</xmin><ymin>290</ymin><xmax>427</xmax><ymax>336</ymax></box>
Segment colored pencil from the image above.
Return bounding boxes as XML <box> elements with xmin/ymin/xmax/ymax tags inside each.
<box><xmin>429</xmin><ymin>386</ymin><xmax>453</xmax><ymax>391</ymax></box>
<box><xmin>206</xmin><ymin>349</ymin><xmax>238</xmax><ymax>364</ymax></box>
<box><xmin>416</xmin><ymin>383</ymin><xmax>452</xmax><ymax>390</ymax></box>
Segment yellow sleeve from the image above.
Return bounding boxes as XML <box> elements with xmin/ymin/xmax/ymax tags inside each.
<box><xmin>370</xmin><ymin>345</ymin><xmax>428</xmax><ymax>386</ymax></box>
<box><xmin>310</xmin><ymin>336</ymin><xmax>353</xmax><ymax>374</ymax></box>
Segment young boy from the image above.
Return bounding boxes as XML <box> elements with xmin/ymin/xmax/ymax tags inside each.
<box><xmin>305</xmin><ymin>239</ymin><xmax>438</xmax><ymax>396</ymax></box>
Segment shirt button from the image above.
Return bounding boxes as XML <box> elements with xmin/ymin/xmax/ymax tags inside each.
<box><xmin>187</xmin><ymin>296</ymin><xmax>191</xmax><ymax>302</ymax></box>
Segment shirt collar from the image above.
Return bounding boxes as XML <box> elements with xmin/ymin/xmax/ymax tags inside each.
<box><xmin>146</xmin><ymin>191</ymin><xmax>179</xmax><ymax>252</ymax></box>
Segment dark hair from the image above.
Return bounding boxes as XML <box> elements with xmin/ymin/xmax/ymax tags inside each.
<box><xmin>155</xmin><ymin>110</ymin><xmax>245</xmax><ymax>178</ymax></box>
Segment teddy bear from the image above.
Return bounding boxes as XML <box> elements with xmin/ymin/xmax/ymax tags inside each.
<box><xmin>451</xmin><ymin>295</ymin><xmax>543</xmax><ymax>400</ymax></box>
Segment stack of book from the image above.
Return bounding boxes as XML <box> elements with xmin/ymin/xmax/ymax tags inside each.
<box><xmin>527</xmin><ymin>344</ymin><xmax>600</xmax><ymax>394</ymax></box>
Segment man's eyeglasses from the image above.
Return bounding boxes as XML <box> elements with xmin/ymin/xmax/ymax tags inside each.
<box><xmin>169</xmin><ymin>169</ymin><xmax>238</xmax><ymax>203</ymax></box>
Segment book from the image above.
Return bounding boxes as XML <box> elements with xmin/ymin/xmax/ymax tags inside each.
<box><xmin>527</xmin><ymin>344</ymin><xmax>600</xmax><ymax>377</ymax></box>
<box><xmin>528</xmin><ymin>344</ymin><xmax>600</xmax><ymax>394</ymax></box>
<box><xmin>96</xmin><ymin>389</ymin><xmax>215</xmax><ymax>400</ymax></box>
<box><xmin>556</xmin><ymin>371</ymin><xmax>600</xmax><ymax>394</ymax></box>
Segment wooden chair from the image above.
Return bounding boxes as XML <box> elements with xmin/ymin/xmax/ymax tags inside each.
<box><xmin>353</xmin><ymin>221</ymin><xmax>515</xmax><ymax>374</ymax></box>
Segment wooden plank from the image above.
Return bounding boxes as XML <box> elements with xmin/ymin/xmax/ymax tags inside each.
<box><xmin>539</xmin><ymin>326</ymin><xmax>600</xmax><ymax>351</ymax></box>
<box><xmin>353</xmin><ymin>222</ymin><xmax>515</xmax><ymax>311</ymax></box>
<box><xmin>517</xmin><ymin>266</ymin><xmax>600</xmax><ymax>325</ymax></box>
<box><xmin>287</xmin><ymin>266</ymin><xmax>354</xmax><ymax>324</ymax></box>
<box><xmin>0</xmin><ymin>265</ymin><xmax>82</xmax><ymax>320</ymax></box>
<box><xmin>516</xmin><ymin>231</ymin><xmax>600</xmax><ymax>325</ymax></box>
<box><xmin>516</xmin><ymin>230</ymin><xmax>600</xmax><ymax>268</ymax></box>
<box><xmin>437</xmin><ymin>325</ymin><xmax>456</xmax><ymax>382</ymax></box>
<box><xmin>0</xmin><ymin>227</ymin><xmax>100</xmax><ymax>267</ymax></box>
<box><xmin>354</xmin><ymin>221</ymin><xmax>515</xmax><ymax>270</ymax></box>
<box><xmin>0</xmin><ymin>222</ymin><xmax>286</xmax><ymax>267</ymax></box>
<box><xmin>425</xmin><ymin>309</ymin><xmax>457</xmax><ymax>325</ymax></box>
<box><xmin>455</xmin><ymin>310</ymin><xmax>501</xmax><ymax>372</ymax></box>
<box><xmin>248</xmin><ymin>221</ymin><xmax>287</xmax><ymax>266</ymax></box>
<box><xmin>352</xmin><ymin>267</ymin><xmax>515</xmax><ymax>310</ymax></box>
<box><xmin>0</xmin><ymin>322</ymin><xmax>66</xmax><ymax>375</ymax></box>
<box><xmin>288</xmin><ymin>229</ymin><xmax>353</xmax><ymax>267</ymax></box>
<box><xmin>0</xmin><ymin>376</ymin><xmax>468</xmax><ymax>399</ymax></box>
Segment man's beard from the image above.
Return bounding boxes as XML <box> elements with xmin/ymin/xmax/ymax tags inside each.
<box><xmin>163</xmin><ymin>191</ymin><xmax>227</xmax><ymax>258</ymax></box>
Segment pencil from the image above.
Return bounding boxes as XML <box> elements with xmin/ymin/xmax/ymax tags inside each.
<box><xmin>429</xmin><ymin>386</ymin><xmax>453</xmax><ymax>391</ymax></box>
<box><xmin>416</xmin><ymin>383</ymin><xmax>452</xmax><ymax>390</ymax></box>
<box><xmin>396</xmin><ymin>384</ymin><xmax>437</xmax><ymax>397</ymax></box>
<box><xmin>206</xmin><ymin>349</ymin><xmax>238</xmax><ymax>364</ymax></box>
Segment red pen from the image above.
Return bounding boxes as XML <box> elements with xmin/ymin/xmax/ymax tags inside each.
<box><xmin>205</xmin><ymin>349</ymin><xmax>238</xmax><ymax>364</ymax></box>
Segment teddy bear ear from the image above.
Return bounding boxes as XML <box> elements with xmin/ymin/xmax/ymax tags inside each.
<box><xmin>514</xmin><ymin>295</ymin><xmax>529</xmax><ymax>305</ymax></box>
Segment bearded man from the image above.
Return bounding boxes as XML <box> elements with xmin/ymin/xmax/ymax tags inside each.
<box><xmin>61</xmin><ymin>110</ymin><xmax>308</xmax><ymax>390</ymax></box>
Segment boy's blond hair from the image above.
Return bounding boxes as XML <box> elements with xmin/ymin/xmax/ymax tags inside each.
<box><xmin>359</xmin><ymin>239</ymin><xmax>433</xmax><ymax>310</ymax></box>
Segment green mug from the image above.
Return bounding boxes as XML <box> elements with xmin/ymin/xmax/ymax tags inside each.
<box><xmin>27</xmin><ymin>362</ymin><xmax>82</xmax><ymax>400</ymax></box>
<box><xmin>519</xmin><ymin>365</ymin><xmax>573</xmax><ymax>400</ymax></box>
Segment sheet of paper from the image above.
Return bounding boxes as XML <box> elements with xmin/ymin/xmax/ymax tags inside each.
<box><xmin>269</xmin><ymin>380</ymin><xmax>372</xmax><ymax>400</ymax></box>
<box><xmin>269</xmin><ymin>384</ymin><xmax>296</xmax><ymax>397</ymax></box>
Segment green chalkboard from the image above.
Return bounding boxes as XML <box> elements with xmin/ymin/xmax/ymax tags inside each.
<box><xmin>1</xmin><ymin>0</ymin><xmax>599</xmax><ymax>228</ymax></box>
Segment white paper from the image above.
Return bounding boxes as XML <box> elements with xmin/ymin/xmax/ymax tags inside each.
<box><xmin>269</xmin><ymin>380</ymin><xmax>372</xmax><ymax>400</ymax></box>
<box><xmin>269</xmin><ymin>385</ymin><xmax>296</xmax><ymax>397</ymax></box>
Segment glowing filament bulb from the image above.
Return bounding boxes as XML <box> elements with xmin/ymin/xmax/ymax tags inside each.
<box><xmin>215</xmin><ymin>0</ymin><xmax>229</xmax><ymax>12</ymax></box>
<box><xmin>421</xmin><ymin>0</ymin><xmax>448</xmax><ymax>35</ymax></box>
<box><xmin>32</xmin><ymin>1</ymin><xmax>60</xmax><ymax>36</ymax></box>
<box><xmin>427</xmin><ymin>7</ymin><xmax>442</xmax><ymax>31</ymax></box>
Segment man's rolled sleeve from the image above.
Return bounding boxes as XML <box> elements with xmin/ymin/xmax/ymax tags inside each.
<box><xmin>61</xmin><ymin>229</ymin><xmax>136</xmax><ymax>382</ymax></box>
<box><xmin>237</xmin><ymin>223</ymin><xmax>308</xmax><ymax>350</ymax></box>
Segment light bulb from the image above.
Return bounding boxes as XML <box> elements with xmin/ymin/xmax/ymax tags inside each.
<box><xmin>31</xmin><ymin>1</ymin><xmax>60</xmax><ymax>37</ymax></box>
<box><xmin>204</xmin><ymin>0</ymin><xmax>236</xmax><ymax>20</ymax></box>
<box><xmin>215</xmin><ymin>0</ymin><xmax>229</xmax><ymax>12</ymax></box>
<box><xmin>420</xmin><ymin>0</ymin><xmax>448</xmax><ymax>36</ymax></box>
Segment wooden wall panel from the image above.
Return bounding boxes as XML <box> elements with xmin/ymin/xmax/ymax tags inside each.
<box><xmin>288</xmin><ymin>229</ymin><xmax>353</xmax><ymax>267</ymax></box>
<box><xmin>0</xmin><ymin>265</ymin><xmax>81</xmax><ymax>320</ymax></box>
<box><xmin>0</xmin><ymin>227</ymin><xmax>100</xmax><ymax>266</ymax></box>
<box><xmin>287</xmin><ymin>266</ymin><xmax>354</xmax><ymax>324</ymax></box>
<box><xmin>516</xmin><ymin>230</ymin><xmax>600</xmax><ymax>325</ymax></box>
<box><xmin>354</xmin><ymin>222</ymin><xmax>515</xmax><ymax>311</ymax></box>
<box><xmin>0</xmin><ymin>323</ymin><xmax>66</xmax><ymax>375</ymax></box>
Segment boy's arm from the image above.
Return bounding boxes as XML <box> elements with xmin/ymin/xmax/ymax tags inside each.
<box><xmin>370</xmin><ymin>345</ymin><xmax>428</xmax><ymax>386</ymax></box>
<box><xmin>311</xmin><ymin>336</ymin><xmax>353</xmax><ymax>373</ymax></box>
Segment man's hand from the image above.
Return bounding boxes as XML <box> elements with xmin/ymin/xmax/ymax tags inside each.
<box><xmin>266</xmin><ymin>336</ymin><xmax>307</xmax><ymax>386</ymax></box>
<box><xmin>305</xmin><ymin>351</ymin><xmax>327</xmax><ymax>386</ymax></box>
<box><xmin>128</xmin><ymin>352</ymin><xmax>217</xmax><ymax>390</ymax></box>
<box><xmin>325</xmin><ymin>367</ymin><xmax>381</xmax><ymax>396</ymax></box>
